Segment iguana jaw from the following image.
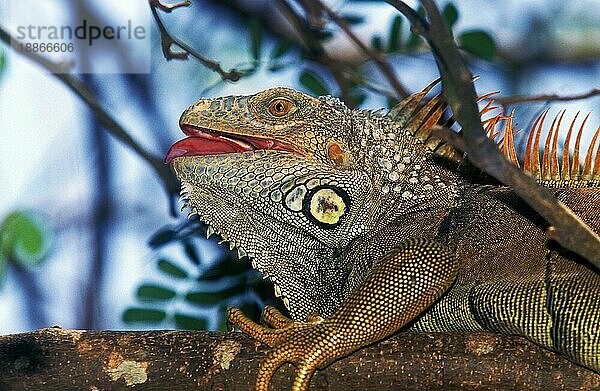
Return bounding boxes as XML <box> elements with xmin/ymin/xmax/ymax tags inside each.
<box><xmin>165</xmin><ymin>124</ymin><xmax>307</xmax><ymax>163</ymax></box>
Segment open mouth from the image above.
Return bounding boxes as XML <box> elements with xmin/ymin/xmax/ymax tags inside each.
<box><xmin>165</xmin><ymin>125</ymin><xmax>304</xmax><ymax>163</ymax></box>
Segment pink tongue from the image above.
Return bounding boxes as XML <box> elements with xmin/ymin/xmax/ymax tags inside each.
<box><xmin>165</xmin><ymin>137</ymin><xmax>251</xmax><ymax>163</ymax></box>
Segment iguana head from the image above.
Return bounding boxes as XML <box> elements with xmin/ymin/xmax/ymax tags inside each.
<box><xmin>166</xmin><ymin>87</ymin><xmax>460</xmax><ymax>319</ymax></box>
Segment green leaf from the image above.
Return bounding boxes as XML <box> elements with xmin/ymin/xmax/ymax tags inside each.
<box><xmin>371</xmin><ymin>35</ymin><xmax>384</xmax><ymax>52</ymax></box>
<box><xmin>442</xmin><ymin>3</ymin><xmax>459</xmax><ymax>28</ymax></box>
<box><xmin>0</xmin><ymin>211</ymin><xmax>52</xmax><ymax>267</ymax></box>
<box><xmin>0</xmin><ymin>257</ymin><xmax>7</xmax><ymax>286</ymax></box>
<box><xmin>122</xmin><ymin>308</ymin><xmax>166</xmax><ymax>323</ymax></box>
<box><xmin>147</xmin><ymin>227</ymin><xmax>177</xmax><ymax>248</ymax></box>
<box><xmin>299</xmin><ymin>71</ymin><xmax>329</xmax><ymax>96</ymax></box>
<box><xmin>406</xmin><ymin>4</ymin><xmax>426</xmax><ymax>50</ymax></box>
<box><xmin>388</xmin><ymin>16</ymin><xmax>403</xmax><ymax>52</ymax></box>
<box><xmin>406</xmin><ymin>32</ymin><xmax>423</xmax><ymax>51</ymax></box>
<box><xmin>351</xmin><ymin>93</ymin><xmax>367</xmax><ymax>107</ymax></box>
<box><xmin>386</xmin><ymin>97</ymin><xmax>397</xmax><ymax>109</ymax></box>
<box><xmin>157</xmin><ymin>258</ymin><xmax>188</xmax><ymax>279</ymax></box>
<box><xmin>198</xmin><ymin>255</ymin><xmax>249</xmax><ymax>281</ymax></box>
<box><xmin>340</xmin><ymin>14</ymin><xmax>364</xmax><ymax>25</ymax></box>
<box><xmin>185</xmin><ymin>284</ymin><xmax>247</xmax><ymax>306</ymax></box>
<box><xmin>136</xmin><ymin>284</ymin><xmax>177</xmax><ymax>301</ymax></box>
<box><xmin>271</xmin><ymin>39</ymin><xmax>293</xmax><ymax>59</ymax></box>
<box><xmin>249</xmin><ymin>19</ymin><xmax>263</xmax><ymax>61</ymax></box>
<box><xmin>316</xmin><ymin>30</ymin><xmax>333</xmax><ymax>41</ymax></box>
<box><xmin>173</xmin><ymin>313</ymin><xmax>207</xmax><ymax>330</ymax></box>
<box><xmin>268</xmin><ymin>63</ymin><xmax>286</xmax><ymax>72</ymax></box>
<box><xmin>182</xmin><ymin>240</ymin><xmax>200</xmax><ymax>265</ymax></box>
<box><xmin>0</xmin><ymin>50</ymin><xmax>5</xmax><ymax>77</ymax></box>
<box><xmin>458</xmin><ymin>30</ymin><xmax>496</xmax><ymax>60</ymax></box>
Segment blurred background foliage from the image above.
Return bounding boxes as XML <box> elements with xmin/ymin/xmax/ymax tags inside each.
<box><xmin>0</xmin><ymin>210</ymin><xmax>53</xmax><ymax>284</ymax></box>
<box><xmin>0</xmin><ymin>0</ymin><xmax>598</xmax><ymax>332</ymax></box>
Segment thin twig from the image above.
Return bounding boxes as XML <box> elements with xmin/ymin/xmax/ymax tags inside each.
<box><xmin>0</xmin><ymin>25</ymin><xmax>179</xmax><ymax>195</ymax></box>
<box><xmin>152</xmin><ymin>0</ymin><xmax>190</xmax><ymax>13</ymax></box>
<box><xmin>277</xmin><ymin>0</ymin><xmax>354</xmax><ymax>105</ymax></box>
<box><xmin>430</xmin><ymin>125</ymin><xmax>467</xmax><ymax>152</ymax></box>
<box><xmin>385</xmin><ymin>0</ymin><xmax>600</xmax><ymax>269</ymax></box>
<box><xmin>314</xmin><ymin>0</ymin><xmax>410</xmax><ymax>99</ymax></box>
<box><xmin>495</xmin><ymin>88</ymin><xmax>600</xmax><ymax>106</ymax></box>
<box><xmin>296</xmin><ymin>0</ymin><xmax>326</xmax><ymax>28</ymax></box>
<box><xmin>148</xmin><ymin>0</ymin><xmax>241</xmax><ymax>81</ymax></box>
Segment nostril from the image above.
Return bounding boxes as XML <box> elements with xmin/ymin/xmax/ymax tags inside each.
<box><xmin>192</xmin><ymin>100</ymin><xmax>211</xmax><ymax>110</ymax></box>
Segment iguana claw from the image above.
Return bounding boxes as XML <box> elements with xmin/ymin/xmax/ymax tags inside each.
<box><xmin>261</xmin><ymin>305</ymin><xmax>295</xmax><ymax>329</ymax></box>
<box><xmin>227</xmin><ymin>306</ymin><xmax>338</xmax><ymax>391</ymax></box>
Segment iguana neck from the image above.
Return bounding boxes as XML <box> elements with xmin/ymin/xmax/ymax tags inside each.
<box><xmin>350</xmin><ymin>109</ymin><xmax>462</xmax><ymax>226</ymax></box>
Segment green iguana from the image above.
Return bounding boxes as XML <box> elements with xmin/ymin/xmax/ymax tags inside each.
<box><xmin>165</xmin><ymin>81</ymin><xmax>600</xmax><ymax>390</ymax></box>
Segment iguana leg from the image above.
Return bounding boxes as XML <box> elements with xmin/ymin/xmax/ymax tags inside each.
<box><xmin>227</xmin><ymin>238</ymin><xmax>459</xmax><ymax>391</ymax></box>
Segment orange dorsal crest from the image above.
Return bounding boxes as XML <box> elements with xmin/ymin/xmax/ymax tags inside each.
<box><xmin>495</xmin><ymin>109</ymin><xmax>599</xmax><ymax>182</ymax></box>
<box><xmin>389</xmin><ymin>83</ymin><xmax>599</xmax><ymax>184</ymax></box>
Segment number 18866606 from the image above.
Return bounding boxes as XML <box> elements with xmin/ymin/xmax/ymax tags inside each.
<box><xmin>19</xmin><ymin>42</ymin><xmax>74</xmax><ymax>53</ymax></box>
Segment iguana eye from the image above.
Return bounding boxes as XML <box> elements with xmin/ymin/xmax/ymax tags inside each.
<box><xmin>268</xmin><ymin>98</ymin><xmax>294</xmax><ymax>117</ymax></box>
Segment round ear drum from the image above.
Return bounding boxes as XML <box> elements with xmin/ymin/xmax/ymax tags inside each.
<box><xmin>302</xmin><ymin>185</ymin><xmax>350</xmax><ymax>229</ymax></box>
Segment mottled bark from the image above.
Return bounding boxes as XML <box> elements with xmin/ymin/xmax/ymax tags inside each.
<box><xmin>0</xmin><ymin>328</ymin><xmax>598</xmax><ymax>390</ymax></box>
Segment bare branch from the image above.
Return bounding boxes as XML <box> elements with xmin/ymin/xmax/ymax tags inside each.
<box><xmin>0</xmin><ymin>25</ymin><xmax>179</xmax><ymax>195</ymax></box>
<box><xmin>148</xmin><ymin>0</ymin><xmax>242</xmax><ymax>81</ymax></box>
<box><xmin>431</xmin><ymin>124</ymin><xmax>467</xmax><ymax>152</ymax></box>
<box><xmin>496</xmin><ymin>87</ymin><xmax>600</xmax><ymax>106</ymax></box>
<box><xmin>313</xmin><ymin>0</ymin><xmax>410</xmax><ymax>98</ymax></box>
<box><xmin>0</xmin><ymin>328</ymin><xmax>597</xmax><ymax>389</ymax></box>
<box><xmin>296</xmin><ymin>0</ymin><xmax>327</xmax><ymax>28</ymax></box>
<box><xmin>152</xmin><ymin>0</ymin><xmax>191</xmax><ymax>13</ymax></box>
<box><xmin>277</xmin><ymin>0</ymin><xmax>354</xmax><ymax>105</ymax></box>
<box><xmin>384</xmin><ymin>0</ymin><xmax>600</xmax><ymax>269</ymax></box>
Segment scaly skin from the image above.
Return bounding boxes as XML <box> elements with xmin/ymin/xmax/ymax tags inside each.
<box><xmin>167</xmin><ymin>85</ymin><xmax>600</xmax><ymax>390</ymax></box>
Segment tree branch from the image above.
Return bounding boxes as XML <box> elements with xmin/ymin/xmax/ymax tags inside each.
<box><xmin>0</xmin><ymin>25</ymin><xmax>180</xmax><ymax>196</ymax></box>
<box><xmin>0</xmin><ymin>328</ymin><xmax>597</xmax><ymax>389</ymax></box>
<box><xmin>152</xmin><ymin>0</ymin><xmax>191</xmax><ymax>13</ymax></box>
<box><xmin>277</xmin><ymin>0</ymin><xmax>355</xmax><ymax>105</ymax></box>
<box><xmin>314</xmin><ymin>0</ymin><xmax>410</xmax><ymax>98</ymax></box>
<box><xmin>495</xmin><ymin>87</ymin><xmax>600</xmax><ymax>106</ymax></box>
<box><xmin>385</xmin><ymin>0</ymin><xmax>600</xmax><ymax>269</ymax></box>
<box><xmin>148</xmin><ymin>0</ymin><xmax>242</xmax><ymax>81</ymax></box>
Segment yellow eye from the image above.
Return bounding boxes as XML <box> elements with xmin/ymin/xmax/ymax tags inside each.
<box><xmin>268</xmin><ymin>98</ymin><xmax>294</xmax><ymax>117</ymax></box>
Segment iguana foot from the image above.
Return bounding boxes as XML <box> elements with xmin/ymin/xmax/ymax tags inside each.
<box><xmin>227</xmin><ymin>306</ymin><xmax>338</xmax><ymax>391</ymax></box>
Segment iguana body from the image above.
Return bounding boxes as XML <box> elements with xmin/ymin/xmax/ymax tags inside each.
<box><xmin>166</xmin><ymin>83</ymin><xmax>600</xmax><ymax>390</ymax></box>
